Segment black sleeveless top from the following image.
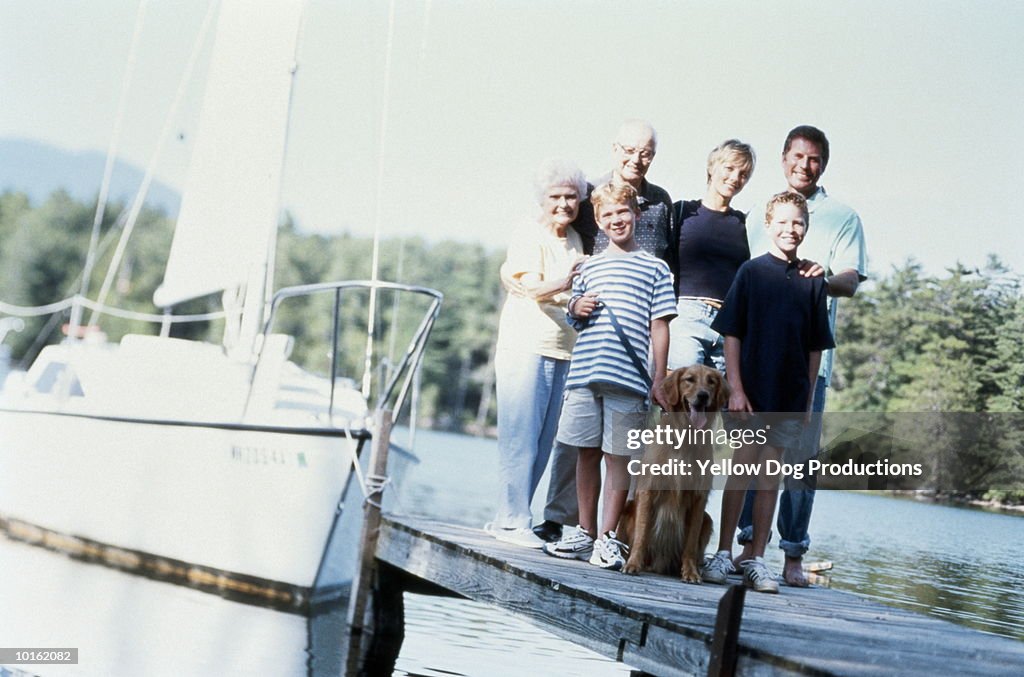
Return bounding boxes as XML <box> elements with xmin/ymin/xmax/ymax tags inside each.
<box><xmin>668</xmin><ymin>199</ymin><xmax>750</xmax><ymax>300</ymax></box>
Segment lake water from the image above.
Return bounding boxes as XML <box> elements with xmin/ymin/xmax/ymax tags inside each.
<box><xmin>1</xmin><ymin>428</ymin><xmax>1021</xmax><ymax>675</ymax></box>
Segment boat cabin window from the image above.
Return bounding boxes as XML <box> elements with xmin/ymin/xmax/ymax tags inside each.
<box><xmin>34</xmin><ymin>362</ymin><xmax>84</xmax><ymax>397</ymax></box>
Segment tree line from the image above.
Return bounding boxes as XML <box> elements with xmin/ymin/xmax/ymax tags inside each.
<box><xmin>1</xmin><ymin>190</ymin><xmax>1021</xmax><ymax>503</ymax></box>
<box><xmin>0</xmin><ymin>189</ymin><xmax>504</xmax><ymax>430</ymax></box>
<box><xmin>830</xmin><ymin>257</ymin><xmax>1024</xmax><ymax>504</ymax></box>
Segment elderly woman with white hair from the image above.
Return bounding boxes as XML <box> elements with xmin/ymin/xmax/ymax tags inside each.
<box><xmin>487</xmin><ymin>158</ymin><xmax>588</xmax><ymax>548</ymax></box>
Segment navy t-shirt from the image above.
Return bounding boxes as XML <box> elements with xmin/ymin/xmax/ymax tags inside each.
<box><xmin>711</xmin><ymin>253</ymin><xmax>835</xmax><ymax>412</ymax></box>
<box><xmin>670</xmin><ymin>200</ymin><xmax>750</xmax><ymax>300</ymax></box>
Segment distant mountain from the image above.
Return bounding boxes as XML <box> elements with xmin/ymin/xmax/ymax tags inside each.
<box><xmin>0</xmin><ymin>137</ymin><xmax>180</xmax><ymax>216</ymax></box>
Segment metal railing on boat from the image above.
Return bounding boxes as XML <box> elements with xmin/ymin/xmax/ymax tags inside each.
<box><xmin>260</xmin><ymin>279</ymin><xmax>443</xmax><ymax>426</ymax></box>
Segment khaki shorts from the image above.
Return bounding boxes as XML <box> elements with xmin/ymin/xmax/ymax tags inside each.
<box><xmin>556</xmin><ymin>384</ymin><xmax>648</xmax><ymax>455</ymax></box>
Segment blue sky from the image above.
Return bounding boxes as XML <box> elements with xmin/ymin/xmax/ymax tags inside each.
<box><xmin>2</xmin><ymin>0</ymin><xmax>1023</xmax><ymax>277</ymax></box>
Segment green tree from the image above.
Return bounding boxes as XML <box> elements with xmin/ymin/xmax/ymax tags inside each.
<box><xmin>833</xmin><ymin>259</ymin><xmax>1024</xmax><ymax>503</ymax></box>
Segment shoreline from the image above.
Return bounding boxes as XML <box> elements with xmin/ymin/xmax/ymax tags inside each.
<box><xmin>450</xmin><ymin>425</ymin><xmax>1024</xmax><ymax>516</ymax></box>
<box><xmin>848</xmin><ymin>489</ymin><xmax>1024</xmax><ymax>515</ymax></box>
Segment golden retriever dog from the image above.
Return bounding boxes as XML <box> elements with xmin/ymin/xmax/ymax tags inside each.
<box><xmin>619</xmin><ymin>365</ymin><xmax>729</xmax><ymax>582</ymax></box>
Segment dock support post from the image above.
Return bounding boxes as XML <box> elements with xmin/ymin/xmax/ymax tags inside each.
<box><xmin>357</xmin><ymin>564</ymin><xmax>406</xmax><ymax>676</ymax></box>
<box><xmin>707</xmin><ymin>584</ymin><xmax>746</xmax><ymax>677</ymax></box>
<box><xmin>346</xmin><ymin>409</ymin><xmax>404</xmax><ymax>673</ymax></box>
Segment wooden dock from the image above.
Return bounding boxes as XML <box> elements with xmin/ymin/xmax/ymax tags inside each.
<box><xmin>350</xmin><ymin>515</ymin><xmax>1024</xmax><ymax>676</ymax></box>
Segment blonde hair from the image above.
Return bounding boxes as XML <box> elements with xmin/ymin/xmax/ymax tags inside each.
<box><xmin>706</xmin><ymin>139</ymin><xmax>755</xmax><ymax>184</ymax></box>
<box><xmin>765</xmin><ymin>191</ymin><xmax>809</xmax><ymax>225</ymax></box>
<box><xmin>590</xmin><ymin>182</ymin><xmax>639</xmax><ymax>216</ymax></box>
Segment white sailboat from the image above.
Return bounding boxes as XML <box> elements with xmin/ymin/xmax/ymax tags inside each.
<box><xmin>0</xmin><ymin>0</ymin><xmax>441</xmax><ymax>612</ymax></box>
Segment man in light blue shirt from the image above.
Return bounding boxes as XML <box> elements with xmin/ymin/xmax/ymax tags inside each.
<box><xmin>739</xmin><ymin>125</ymin><xmax>867</xmax><ymax>586</ymax></box>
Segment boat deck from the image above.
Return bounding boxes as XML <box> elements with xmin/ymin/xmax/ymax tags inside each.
<box><xmin>373</xmin><ymin>515</ymin><xmax>1024</xmax><ymax>676</ymax></box>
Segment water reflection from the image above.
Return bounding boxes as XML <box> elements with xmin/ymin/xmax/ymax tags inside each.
<box><xmin>0</xmin><ymin>537</ymin><xmax>310</xmax><ymax>675</ymax></box>
<box><xmin>401</xmin><ymin>430</ymin><xmax>1024</xmax><ymax>643</ymax></box>
<box><xmin>788</xmin><ymin>494</ymin><xmax>1024</xmax><ymax>641</ymax></box>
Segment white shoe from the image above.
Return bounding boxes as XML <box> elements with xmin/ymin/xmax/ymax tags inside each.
<box><xmin>742</xmin><ymin>557</ymin><xmax>780</xmax><ymax>593</ymax></box>
<box><xmin>701</xmin><ymin>550</ymin><xmax>736</xmax><ymax>584</ymax></box>
<box><xmin>543</xmin><ymin>525</ymin><xmax>595</xmax><ymax>560</ymax></box>
<box><xmin>485</xmin><ymin>524</ymin><xmax>545</xmax><ymax>549</ymax></box>
<box><xmin>589</xmin><ymin>531</ymin><xmax>628</xmax><ymax>570</ymax></box>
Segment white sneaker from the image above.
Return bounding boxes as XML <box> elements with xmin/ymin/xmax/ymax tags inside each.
<box><xmin>742</xmin><ymin>557</ymin><xmax>780</xmax><ymax>593</ymax></box>
<box><xmin>701</xmin><ymin>550</ymin><xmax>736</xmax><ymax>584</ymax></box>
<box><xmin>484</xmin><ymin>523</ymin><xmax>545</xmax><ymax>549</ymax></box>
<box><xmin>589</xmin><ymin>531</ymin><xmax>628</xmax><ymax>571</ymax></box>
<box><xmin>543</xmin><ymin>525</ymin><xmax>595</xmax><ymax>560</ymax></box>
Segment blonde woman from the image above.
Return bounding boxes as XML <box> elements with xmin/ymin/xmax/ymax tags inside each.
<box><xmin>665</xmin><ymin>139</ymin><xmax>756</xmax><ymax>372</ymax></box>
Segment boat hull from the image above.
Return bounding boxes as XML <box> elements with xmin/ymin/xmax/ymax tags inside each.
<box><xmin>0</xmin><ymin>408</ymin><xmax>385</xmax><ymax>609</ymax></box>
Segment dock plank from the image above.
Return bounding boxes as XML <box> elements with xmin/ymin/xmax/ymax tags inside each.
<box><xmin>376</xmin><ymin>516</ymin><xmax>1024</xmax><ymax>676</ymax></box>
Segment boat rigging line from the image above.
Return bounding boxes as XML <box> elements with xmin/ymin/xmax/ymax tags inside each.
<box><xmin>261</xmin><ymin>2</ymin><xmax>308</xmax><ymax>349</ymax></box>
<box><xmin>0</xmin><ymin>296</ymin><xmax>226</xmax><ymax>325</ymax></box>
<box><xmin>362</xmin><ymin>0</ymin><xmax>399</xmax><ymax>400</ymax></box>
<box><xmin>87</xmin><ymin>0</ymin><xmax>219</xmax><ymax>329</ymax></box>
<box><xmin>70</xmin><ymin>0</ymin><xmax>150</xmax><ymax>341</ymax></box>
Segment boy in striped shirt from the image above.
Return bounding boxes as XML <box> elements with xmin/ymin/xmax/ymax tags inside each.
<box><xmin>543</xmin><ymin>182</ymin><xmax>676</xmax><ymax>570</ymax></box>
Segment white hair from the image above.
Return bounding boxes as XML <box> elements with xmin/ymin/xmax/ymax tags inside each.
<box><xmin>533</xmin><ymin>158</ymin><xmax>588</xmax><ymax>204</ymax></box>
<box><xmin>616</xmin><ymin>119</ymin><xmax>657</xmax><ymax>151</ymax></box>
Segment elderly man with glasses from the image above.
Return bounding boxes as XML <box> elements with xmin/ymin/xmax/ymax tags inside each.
<box><xmin>532</xmin><ymin>118</ymin><xmax>674</xmax><ymax>543</ymax></box>
<box><xmin>568</xmin><ymin>119</ymin><xmax>674</xmax><ymax>259</ymax></box>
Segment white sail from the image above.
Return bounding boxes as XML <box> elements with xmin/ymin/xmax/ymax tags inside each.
<box><xmin>154</xmin><ymin>0</ymin><xmax>302</xmax><ymax>311</ymax></box>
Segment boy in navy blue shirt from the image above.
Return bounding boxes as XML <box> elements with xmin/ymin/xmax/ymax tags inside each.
<box><xmin>702</xmin><ymin>192</ymin><xmax>834</xmax><ymax>593</ymax></box>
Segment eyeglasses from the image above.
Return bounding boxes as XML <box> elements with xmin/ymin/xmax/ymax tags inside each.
<box><xmin>616</xmin><ymin>143</ymin><xmax>655</xmax><ymax>162</ymax></box>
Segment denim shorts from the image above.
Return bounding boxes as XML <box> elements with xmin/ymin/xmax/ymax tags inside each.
<box><xmin>556</xmin><ymin>384</ymin><xmax>647</xmax><ymax>455</ymax></box>
<box><xmin>668</xmin><ymin>298</ymin><xmax>726</xmax><ymax>372</ymax></box>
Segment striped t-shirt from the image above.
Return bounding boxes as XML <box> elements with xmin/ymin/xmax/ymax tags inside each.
<box><xmin>565</xmin><ymin>251</ymin><xmax>676</xmax><ymax>397</ymax></box>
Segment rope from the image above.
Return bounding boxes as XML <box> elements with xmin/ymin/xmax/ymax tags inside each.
<box><xmin>70</xmin><ymin>0</ymin><xmax>151</xmax><ymax>339</ymax></box>
<box><xmin>0</xmin><ymin>298</ymin><xmax>76</xmax><ymax>317</ymax></box>
<box><xmin>89</xmin><ymin>0</ymin><xmax>219</xmax><ymax>325</ymax></box>
<box><xmin>17</xmin><ymin>209</ymin><xmax>131</xmax><ymax>319</ymax></box>
<box><xmin>338</xmin><ymin>426</ymin><xmax>372</xmax><ymax>505</ymax></box>
<box><xmin>335</xmin><ymin>423</ymin><xmax>404</xmax><ymax>513</ymax></box>
<box><xmin>363</xmin><ymin>473</ymin><xmax>392</xmax><ymax>510</ymax></box>
<box><xmin>77</xmin><ymin>297</ymin><xmax>226</xmax><ymax>323</ymax></box>
<box><xmin>1</xmin><ymin>295</ymin><xmax>225</xmax><ymax>324</ymax></box>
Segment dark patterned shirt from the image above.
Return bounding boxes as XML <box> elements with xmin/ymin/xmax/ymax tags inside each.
<box><xmin>570</xmin><ymin>173</ymin><xmax>673</xmax><ymax>260</ymax></box>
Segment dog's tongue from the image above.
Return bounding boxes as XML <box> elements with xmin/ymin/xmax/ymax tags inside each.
<box><xmin>689</xmin><ymin>408</ymin><xmax>707</xmax><ymax>430</ymax></box>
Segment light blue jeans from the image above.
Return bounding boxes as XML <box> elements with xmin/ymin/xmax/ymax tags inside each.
<box><xmin>737</xmin><ymin>376</ymin><xmax>828</xmax><ymax>557</ymax></box>
<box><xmin>668</xmin><ymin>299</ymin><xmax>726</xmax><ymax>372</ymax></box>
<box><xmin>494</xmin><ymin>350</ymin><xmax>570</xmax><ymax>529</ymax></box>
